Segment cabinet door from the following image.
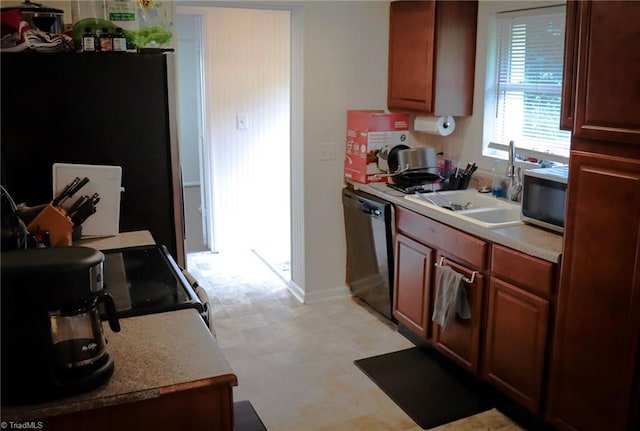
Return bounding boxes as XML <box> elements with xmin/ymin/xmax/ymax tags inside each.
<box><xmin>483</xmin><ymin>278</ymin><xmax>549</xmax><ymax>412</ymax></box>
<box><xmin>432</xmin><ymin>257</ymin><xmax>484</xmax><ymax>374</ymax></box>
<box><xmin>387</xmin><ymin>1</ymin><xmax>477</xmax><ymax>115</ymax></box>
<box><xmin>547</xmin><ymin>152</ymin><xmax>640</xmax><ymax>431</ymax></box>
<box><xmin>393</xmin><ymin>233</ymin><xmax>434</xmax><ymax>339</ymax></box>
<box><xmin>559</xmin><ymin>0</ymin><xmax>578</xmax><ymax>131</ymax></box>
<box><xmin>388</xmin><ymin>1</ymin><xmax>436</xmax><ymax>112</ymax></box>
<box><xmin>572</xmin><ymin>1</ymin><xmax>640</xmax><ymax>143</ymax></box>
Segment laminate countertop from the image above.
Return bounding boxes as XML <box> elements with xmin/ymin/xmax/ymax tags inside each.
<box><xmin>348</xmin><ymin>181</ymin><xmax>563</xmax><ymax>263</ymax></box>
<box><xmin>74</xmin><ymin>230</ymin><xmax>156</xmax><ymax>250</ymax></box>
<box><xmin>1</xmin><ymin>304</ymin><xmax>237</xmax><ymax>423</ymax></box>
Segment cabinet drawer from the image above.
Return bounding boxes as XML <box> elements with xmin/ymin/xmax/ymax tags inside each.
<box><xmin>397</xmin><ymin>207</ymin><xmax>487</xmax><ymax>269</ymax></box>
<box><xmin>491</xmin><ymin>244</ymin><xmax>554</xmax><ymax>297</ymax></box>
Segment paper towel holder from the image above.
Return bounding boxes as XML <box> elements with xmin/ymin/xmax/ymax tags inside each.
<box><xmin>414</xmin><ymin>115</ymin><xmax>456</xmax><ymax>136</ymax></box>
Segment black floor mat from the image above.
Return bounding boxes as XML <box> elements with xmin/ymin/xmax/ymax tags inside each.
<box><xmin>234</xmin><ymin>400</ymin><xmax>267</xmax><ymax>431</ymax></box>
<box><xmin>354</xmin><ymin>346</ymin><xmax>494</xmax><ymax>429</ymax></box>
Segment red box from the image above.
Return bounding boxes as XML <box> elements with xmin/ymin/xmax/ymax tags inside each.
<box><xmin>344</xmin><ymin>110</ymin><xmax>411</xmax><ymax>183</ymax></box>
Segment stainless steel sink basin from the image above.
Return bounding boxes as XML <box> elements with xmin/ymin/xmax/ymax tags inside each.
<box><xmin>405</xmin><ymin>190</ymin><xmax>524</xmax><ymax>228</ymax></box>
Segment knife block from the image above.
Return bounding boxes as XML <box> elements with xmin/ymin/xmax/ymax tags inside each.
<box><xmin>27</xmin><ymin>204</ymin><xmax>73</xmax><ymax>247</ymax></box>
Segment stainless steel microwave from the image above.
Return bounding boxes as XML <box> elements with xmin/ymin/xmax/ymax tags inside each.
<box><xmin>521</xmin><ymin>166</ymin><xmax>569</xmax><ymax>234</ymax></box>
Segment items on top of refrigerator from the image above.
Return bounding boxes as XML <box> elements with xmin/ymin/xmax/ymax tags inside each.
<box><xmin>0</xmin><ymin>8</ymin><xmax>73</xmax><ymax>53</ymax></box>
<box><xmin>80</xmin><ymin>27</ymin><xmax>129</xmax><ymax>53</ymax></box>
<box><xmin>71</xmin><ymin>0</ymin><xmax>174</xmax><ymax>52</ymax></box>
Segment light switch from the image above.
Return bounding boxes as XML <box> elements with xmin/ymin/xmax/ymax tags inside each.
<box><xmin>237</xmin><ymin>113</ymin><xmax>249</xmax><ymax>130</ymax></box>
<box><xmin>320</xmin><ymin>142</ymin><xmax>336</xmax><ymax>161</ymax></box>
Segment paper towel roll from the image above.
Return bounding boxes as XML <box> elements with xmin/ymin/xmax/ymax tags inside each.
<box><xmin>414</xmin><ymin>115</ymin><xmax>455</xmax><ymax>136</ymax></box>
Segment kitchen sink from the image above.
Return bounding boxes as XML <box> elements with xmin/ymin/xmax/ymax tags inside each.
<box><xmin>404</xmin><ymin>190</ymin><xmax>524</xmax><ymax>228</ymax></box>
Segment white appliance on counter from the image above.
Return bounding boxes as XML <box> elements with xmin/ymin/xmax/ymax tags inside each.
<box><xmin>53</xmin><ymin>163</ymin><xmax>123</xmax><ymax>236</ymax></box>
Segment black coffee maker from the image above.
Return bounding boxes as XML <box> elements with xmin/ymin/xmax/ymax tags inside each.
<box><xmin>1</xmin><ymin>246</ymin><xmax>121</xmax><ymax>405</ymax></box>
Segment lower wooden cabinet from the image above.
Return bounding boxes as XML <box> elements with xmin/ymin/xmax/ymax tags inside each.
<box><xmin>393</xmin><ymin>206</ymin><xmax>560</xmax><ymax>416</ymax></box>
<box><xmin>484</xmin><ymin>244</ymin><xmax>554</xmax><ymax>412</ymax></box>
<box><xmin>393</xmin><ymin>233</ymin><xmax>434</xmax><ymax>339</ymax></box>
<box><xmin>547</xmin><ymin>151</ymin><xmax>640</xmax><ymax>431</ymax></box>
<box><xmin>483</xmin><ymin>278</ymin><xmax>549</xmax><ymax>411</ymax></box>
<box><xmin>432</xmin><ymin>257</ymin><xmax>484</xmax><ymax>374</ymax></box>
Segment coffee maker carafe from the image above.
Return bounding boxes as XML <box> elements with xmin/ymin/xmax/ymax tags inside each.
<box><xmin>1</xmin><ymin>246</ymin><xmax>121</xmax><ymax>405</ymax></box>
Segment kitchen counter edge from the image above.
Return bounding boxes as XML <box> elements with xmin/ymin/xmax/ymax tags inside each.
<box><xmin>1</xmin><ymin>287</ymin><xmax>237</xmax><ymax>422</ymax></box>
<box><xmin>347</xmin><ymin>181</ymin><xmax>563</xmax><ymax>264</ymax></box>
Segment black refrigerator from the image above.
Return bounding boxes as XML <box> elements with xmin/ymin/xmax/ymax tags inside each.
<box><xmin>1</xmin><ymin>53</ymin><xmax>185</xmax><ymax>266</ymax></box>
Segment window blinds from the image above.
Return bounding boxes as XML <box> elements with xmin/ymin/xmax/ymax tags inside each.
<box><xmin>493</xmin><ymin>5</ymin><xmax>570</xmax><ymax>158</ymax></box>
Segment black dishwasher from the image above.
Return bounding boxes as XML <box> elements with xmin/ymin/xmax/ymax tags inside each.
<box><xmin>342</xmin><ymin>187</ymin><xmax>395</xmax><ymax>321</ymax></box>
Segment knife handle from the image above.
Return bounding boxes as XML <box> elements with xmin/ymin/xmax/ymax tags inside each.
<box><xmin>52</xmin><ymin>177</ymin><xmax>80</xmax><ymax>207</ymax></box>
<box><xmin>58</xmin><ymin>177</ymin><xmax>90</xmax><ymax>207</ymax></box>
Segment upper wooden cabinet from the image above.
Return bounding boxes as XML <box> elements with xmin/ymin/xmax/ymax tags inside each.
<box><xmin>559</xmin><ymin>0</ymin><xmax>578</xmax><ymax>131</ymax></box>
<box><xmin>387</xmin><ymin>0</ymin><xmax>478</xmax><ymax>115</ymax></box>
<box><xmin>562</xmin><ymin>1</ymin><xmax>640</xmax><ymax>143</ymax></box>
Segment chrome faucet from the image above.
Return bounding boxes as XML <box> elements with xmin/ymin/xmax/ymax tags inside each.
<box><xmin>506</xmin><ymin>140</ymin><xmax>522</xmax><ymax>202</ymax></box>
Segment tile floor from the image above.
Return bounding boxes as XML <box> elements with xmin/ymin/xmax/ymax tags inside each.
<box><xmin>187</xmin><ymin>250</ymin><xmax>525</xmax><ymax>431</ymax></box>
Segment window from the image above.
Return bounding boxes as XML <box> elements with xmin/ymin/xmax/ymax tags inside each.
<box><xmin>487</xmin><ymin>5</ymin><xmax>570</xmax><ymax>160</ymax></box>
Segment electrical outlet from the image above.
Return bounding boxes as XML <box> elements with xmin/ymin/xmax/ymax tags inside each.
<box><xmin>236</xmin><ymin>113</ymin><xmax>249</xmax><ymax>130</ymax></box>
<box><xmin>320</xmin><ymin>142</ymin><xmax>336</xmax><ymax>161</ymax></box>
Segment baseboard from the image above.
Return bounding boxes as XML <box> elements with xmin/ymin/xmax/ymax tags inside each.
<box><xmin>286</xmin><ymin>280</ymin><xmax>305</xmax><ymax>303</ymax></box>
<box><xmin>303</xmin><ymin>285</ymin><xmax>351</xmax><ymax>304</ymax></box>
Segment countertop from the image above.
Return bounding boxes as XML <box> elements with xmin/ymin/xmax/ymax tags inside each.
<box><xmin>74</xmin><ymin>230</ymin><xmax>155</xmax><ymax>250</ymax></box>
<box><xmin>2</xmin><ymin>231</ymin><xmax>237</xmax><ymax>423</ymax></box>
<box><xmin>1</xmin><ymin>309</ymin><xmax>238</xmax><ymax>422</ymax></box>
<box><xmin>348</xmin><ymin>181</ymin><xmax>563</xmax><ymax>263</ymax></box>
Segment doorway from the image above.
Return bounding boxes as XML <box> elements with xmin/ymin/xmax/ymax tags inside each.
<box><xmin>176</xmin><ymin>6</ymin><xmax>292</xmax><ymax>282</ymax></box>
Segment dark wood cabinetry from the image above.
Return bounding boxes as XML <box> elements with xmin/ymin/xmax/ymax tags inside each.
<box><xmin>393</xmin><ymin>233</ymin><xmax>434</xmax><ymax>338</ymax></box>
<box><xmin>392</xmin><ymin>206</ymin><xmax>563</xmax><ymax>417</ymax></box>
<box><xmin>387</xmin><ymin>0</ymin><xmax>477</xmax><ymax>115</ymax></box>
<box><xmin>571</xmin><ymin>2</ymin><xmax>640</xmax><ymax>145</ymax></box>
<box><xmin>432</xmin><ymin>257</ymin><xmax>484</xmax><ymax>374</ymax></box>
<box><xmin>559</xmin><ymin>0</ymin><xmax>578</xmax><ymax>131</ymax></box>
<box><xmin>484</xmin><ymin>245</ymin><xmax>554</xmax><ymax>412</ymax></box>
<box><xmin>548</xmin><ymin>2</ymin><xmax>640</xmax><ymax>430</ymax></box>
<box><xmin>548</xmin><ymin>152</ymin><xmax>640</xmax><ymax>431</ymax></box>
<box><xmin>394</xmin><ymin>206</ymin><xmax>487</xmax><ymax>371</ymax></box>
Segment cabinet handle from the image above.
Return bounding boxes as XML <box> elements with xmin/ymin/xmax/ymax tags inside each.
<box><xmin>435</xmin><ymin>256</ymin><xmax>478</xmax><ymax>284</ymax></box>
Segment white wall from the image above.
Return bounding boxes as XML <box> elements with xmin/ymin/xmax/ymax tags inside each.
<box><xmin>299</xmin><ymin>1</ymin><xmax>391</xmax><ymax>301</ymax></box>
<box><xmin>201</xmin><ymin>7</ymin><xmax>291</xmax><ymax>255</ymax></box>
<box><xmin>179</xmin><ymin>1</ymin><xmax>394</xmax><ymax>301</ymax></box>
